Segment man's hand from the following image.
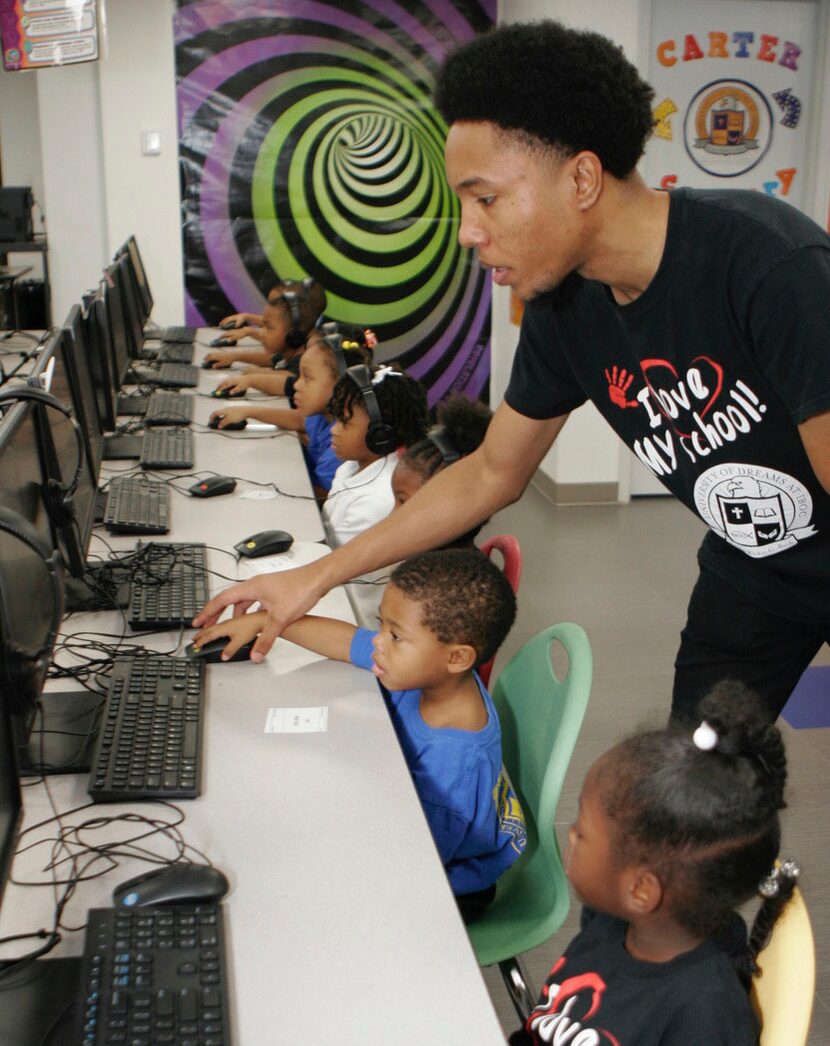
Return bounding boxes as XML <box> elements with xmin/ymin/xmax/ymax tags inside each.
<box><xmin>192</xmin><ymin>564</ymin><xmax>324</xmax><ymax>661</ymax></box>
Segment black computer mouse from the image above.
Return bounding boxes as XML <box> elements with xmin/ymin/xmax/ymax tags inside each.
<box><xmin>210</xmin><ymin>386</ymin><xmax>246</xmax><ymax>399</ymax></box>
<box><xmin>188</xmin><ymin>475</ymin><xmax>237</xmax><ymax>498</ymax></box>
<box><xmin>208</xmin><ymin>415</ymin><xmax>247</xmax><ymax>430</ymax></box>
<box><xmin>184</xmin><ymin>637</ymin><xmax>255</xmax><ymax>663</ymax></box>
<box><xmin>234</xmin><ymin>529</ymin><xmax>293</xmax><ymax>558</ymax></box>
<box><xmin>208</xmin><ymin>337</ymin><xmax>234</xmax><ymax>348</ymax></box>
<box><xmin>219</xmin><ymin>320</ymin><xmax>239</xmax><ymax>330</ymax></box>
<box><xmin>113</xmin><ymin>864</ymin><xmax>229</xmax><ymax>908</ymax></box>
<box><xmin>201</xmin><ymin>358</ymin><xmax>229</xmax><ymax>369</ymax></box>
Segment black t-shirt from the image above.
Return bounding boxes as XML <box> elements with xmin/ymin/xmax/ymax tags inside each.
<box><xmin>510</xmin><ymin>909</ymin><xmax>759</xmax><ymax>1046</ymax></box>
<box><xmin>505</xmin><ymin>188</ymin><xmax>830</xmax><ymax>622</ymax></box>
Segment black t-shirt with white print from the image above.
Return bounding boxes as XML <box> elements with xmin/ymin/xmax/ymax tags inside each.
<box><xmin>505</xmin><ymin>188</ymin><xmax>830</xmax><ymax>622</ymax></box>
<box><xmin>509</xmin><ymin>908</ymin><xmax>759</xmax><ymax>1046</ymax></box>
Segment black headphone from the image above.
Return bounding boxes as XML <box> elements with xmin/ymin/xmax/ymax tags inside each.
<box><xmin>281</xmin><ymin>291</ymin><xmax>306</xmax><ymax>350</ymax></box>
<box><xmin>0</xmin><ymin>384</ymin><xmax>85</xmax><ymax>531</ymax></box>
<box><xmin>0</xmin><ymin>505</ymin><xmax>65</xmax><ymax>720</ymax></box>
<box><xmin>426</xmin><ymin>424</ymin><xmax>461</xmax><ymax>465</ymax></box>
<box><xmin>345</xmin><ymin>364</ymin><xmax>399</xmax><ymax>456</ymax></box>
<box><xmin>322</xmin><ymin>333</ymin><xmax>348</xmax><ymax>377</ymax></box>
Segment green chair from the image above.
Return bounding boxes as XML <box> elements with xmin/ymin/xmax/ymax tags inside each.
<box><xmin>468</xmin><ymin>622</ymin><xmax>593</xmax><ymax>1020</ymax></box>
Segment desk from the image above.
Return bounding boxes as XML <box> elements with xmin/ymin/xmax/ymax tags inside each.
<box><xmin>1</xmin><ymin>339</ymin><xmax>508</xmax><ymax>1045</ymax></box>
<box><xmin>0</xmin><ymin>238</ymin><xmax>49</xmax><ymax>326</ymax></box>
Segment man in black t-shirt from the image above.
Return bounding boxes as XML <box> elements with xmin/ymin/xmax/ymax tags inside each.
<box><xmin>194</xmin><ymin>21</ymin><xmax>829</xmax><ymax>723</ymax></box>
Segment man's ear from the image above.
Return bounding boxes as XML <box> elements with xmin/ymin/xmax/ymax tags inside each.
<box><xmin>571</xmin><ymin>151</ymin><xmax>603</xmax><ymax>211</ymax></box>
<box><xmin>625</xmin><ymin>868</ymin><xmax>663</xmax><ymax>916</ymax></box>
<box><xmin>447</xmin><ymin>643</ymin><xmax>477</xmax><ymax>675</ymax></box>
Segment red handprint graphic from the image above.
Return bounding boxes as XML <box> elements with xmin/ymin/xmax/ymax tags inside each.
<box><xmin>605</xmin><ymin>366</ymin><xmax>639</xmax><ymax>409</ymax></box>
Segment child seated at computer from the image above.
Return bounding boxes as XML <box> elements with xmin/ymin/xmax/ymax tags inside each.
<box><xmin>209</xmin><ymin>332</ymin><xmax>371</xmax><ymax>497</ymax></box>
<box><xmin>322</xmin><ymin>363</ymin><xmax>428</xmax><ymax>548</ymax></box>
<box><xmin>510</xmin><ymin>681</ymin><xmax>794</xmax><ymax>1046</ymax></box>
<box><xmin>203</xmin><ymin>278</ymin><xmax>326</xmax><ymax>370</ymax></box>
<box><xmin>213</xmin><ymin>324</ymin><xmax>376</xmax><ymax>400</ymax></box>
<box><xmin>191</xmin><ymin>547</ymin><xmax>528</xmax><ymax>921</ymax></box>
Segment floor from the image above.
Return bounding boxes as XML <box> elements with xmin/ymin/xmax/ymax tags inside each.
<box><xmin>477</xmin><ymin>484</ymin><xmax>829</xmax><ymax>1043</ymax></box>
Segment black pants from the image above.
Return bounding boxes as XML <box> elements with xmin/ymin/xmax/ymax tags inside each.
<box><xmin>456</xmin><ymin>883</ymin><xmax>496</xmax><ymax>924</ymax></box>
<box><xmin>672</xmin><ymin>565</ymin><xmax>830</xmax><ymax>724</ymax></box>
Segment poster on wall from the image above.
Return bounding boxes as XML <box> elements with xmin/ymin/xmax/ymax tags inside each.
<box><xmin>641</xmin><ymin>0</ymin><xmax>819</xmax><ymax>214</ymax></box>
<box><xmin>0</xmin><ymin>0</ymin><xmax>100</xmax><ymax>71</ymax></box>
<box><xmin>174</xmin><ymin>0</ymin><xmax>495</xmax><ymax>405</ymax></box>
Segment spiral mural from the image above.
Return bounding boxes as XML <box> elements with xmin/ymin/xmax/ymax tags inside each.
<box><xmin>174</xmin><ymin>0</ymin><xmax>495</xmax><ymax>403</ymax></box>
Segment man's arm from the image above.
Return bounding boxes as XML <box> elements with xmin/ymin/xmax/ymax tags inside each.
<box><xmin>193</xmin><ymin>402</ymin><xmax>568</xmax><ymax>659</ymax></box>
<box><xmin>799</xmin><ymin>409</ymin><xmax>830</xmax><ymax>495</ymax></box>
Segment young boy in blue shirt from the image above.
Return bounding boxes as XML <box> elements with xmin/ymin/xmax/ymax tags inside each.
<box><xmin>191</xmin><ymin>548</ymin><xmax>527</xmax><ymax>919</ymax></box>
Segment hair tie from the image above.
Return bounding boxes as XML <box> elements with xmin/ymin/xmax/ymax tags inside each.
<box><xmin>371</xmin><ymin>365</ymin><xmax>401</xmax><ymax>386</ymax></box>
<box><xmin>364</xmin><ymin>329</ymin><xmax>378</xmax><ymax>349</ymax></box>
<box><xmin>692</xmin><ymin>720</ymin><xmax>719</xmax><ymax>751</ymax></box>
<box><xmin>758</xmin><ymin>858</ymin><xmax>799</xmax><ymax>898</ymax></box>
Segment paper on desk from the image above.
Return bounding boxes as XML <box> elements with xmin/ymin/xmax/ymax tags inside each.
<box><xmin>235</xmin><ymin>542</ymin><xmax>330</xmax><ymax>578</ymax></box>
<box><xmin>239</xmin><ymin>489</ymin><xmax>277</xmax><ymax>501</ymax></box>
<box><xmin>265</xmin><ymin>706</ymin><xmax>328</xmax><ymax>733</ymax></box>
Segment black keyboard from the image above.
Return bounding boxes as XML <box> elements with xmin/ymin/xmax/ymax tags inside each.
<box><xmin>145</xmin><ymin>391</ymin><xmax>194</xmax><ymax>426</ymax></box>
<box><xmin>117</xmin><ymin>392</ymin><xmax>150</xmax><ymax>416</ymax></box>
<box><xmin>104</xmin><ymin>476</ymin><xmax>170</xmax><ymax>535</ymax></box>
<box><xmin>77</xmin><ymin>903</ymin><xmax>231</xmax><ymax>1045</ymax></box>
<box><xmin>146</xmin><ymin>363</ymin><xmax>200</xmax><ymax>389</ymax></box>
<box><xmin>140</xmin><ymin>428</ymin><xmax>194</xmax><ymax>470</ymax></box>
<box><xmin>128</xmin><ymin>542</ymin><xmax>209</xmax><ymax>631</ymax></box>
<box><xmin>88</xmin><ymin>653</ymin><xmax>204</xmax><ymax>800</ymax></box>
<box><xmin>157</xmin><ymin>342</ymin><xmax>195</xmax><ymax>364</ymax></box>
<box><xmin>161</xmin><ymin>325</ymin><xmax>197</xmax><ymax>343</ymax></box>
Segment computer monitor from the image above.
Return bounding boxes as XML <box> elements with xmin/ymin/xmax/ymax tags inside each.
<box><xmin>81</xmin><ymin>287</ymin><xmax>119</xmax><ymax>432</ymax></box>
<box><xmin>60</xmin><ymin>305</ymin><xmax>105</xmax><ymax>480</ymax></box>
<box><xmin>117</xmin><ymin>234</ymin><xmax>153</xmax><ymax>321</ymax></box>
<box><xmin>27</xmin><ymin>332</ymin><xmax>96</xmax><ymax>579</ymax></box>
<box><xmin>0</xmin><ymin>401</ymin><xmax>54</xmax><ymax>552</ymax></box>
<box><xmin>102</xmin><ymin>264</ymin><xmax>132</xmax><ymax>387</ymax></box>
<box><xmin>113</xmin><ymin>253</ymin><xmax>145</xmax><ymax>358</ymax></box>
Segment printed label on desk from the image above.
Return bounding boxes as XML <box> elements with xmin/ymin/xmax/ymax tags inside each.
<box><xmin>239</xmin><ymin>489</ymin><xmax>277</xmax><ymax>500</ymax></box>
<box><xmin>265</xmin><ymin>706</ymin><xmax>328</xmax><ymax>733</ymax></box>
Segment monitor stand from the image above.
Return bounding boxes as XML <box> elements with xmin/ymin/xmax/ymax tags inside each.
<box><xmin>0</xmin><ymin>956</ymin><xmax>82</xmax><ymax>1045</ymax></box>
<box><xmin>18</xmin><ymin>689</ymin><xmax>103</xmax><ymax>777</ymax></box>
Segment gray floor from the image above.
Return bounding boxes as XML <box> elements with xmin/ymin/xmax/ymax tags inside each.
<box><xmin>478</xmin><ymin>484</ymin><xmax>829</xmax><ymax>1043</ymax></box>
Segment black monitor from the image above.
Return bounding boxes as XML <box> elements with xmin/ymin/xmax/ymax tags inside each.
<box><xmin>60</xmin><ymin>306</ymin><xmax>105</xmax><ymax>480</ymax></box>
<box><xmin>27</xmin><ymin>333</ymin><xmax>96</xmax><ymax>579</ymax></box>
<box><xmin>113</xmin><ymin>254</ymin><xmax>145</xmax><ymax>358</ymax></box>
<box><xmin>102</xmin><ymin>264</ymin><xmax>132</xmax><ymax>387</ymax></box>
<box><xmin>0</xmin><ymin>401</ymin><xmax>54</xmax><ymax>552</ymax></box>
<box><xmin>117</xmin><ymin>235</ymin><xmax>153</xmax><ymax>321</ymax></box>
<box><xmin>81</xmin><ymin>286</ymin><xmax>118</xmax><ymax>432</ymax></box>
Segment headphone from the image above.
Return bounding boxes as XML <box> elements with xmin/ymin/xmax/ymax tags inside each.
<box><xmin>0</xmin><ymin>505</ymin><xmax>65</xmax><ymax>720</ymax></box>
<box><xmin>345</xmin><ymin>364</ymin><xmax>399</xmax><ymax>456</ymax></box>
<box><xmin>426</xmin><ymin>424</ymin><xmax>461</xmax><ymax>465</ymax></box>
<box><xmin>282</xmin><ymin>279</ymin><xmax>319</xmax><ymax>350</ymax></box>
<box><xmin>0</xmin><ymin>384</ymin><xmax>85</xmax><ymax>531</ymax></box>
<box><xmin>321</xmin><ymin>333</ymin><xmax>347</xmax><ymax>377</ymax></box>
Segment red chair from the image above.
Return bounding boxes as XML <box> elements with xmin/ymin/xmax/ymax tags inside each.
<box><xmin>478</xmin><ymin>534</ymin><xmax>523</xmax><ymax>687</ymax></box>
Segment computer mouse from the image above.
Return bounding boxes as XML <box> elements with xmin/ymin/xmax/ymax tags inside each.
<box><xmin>188</xmin><ymin>475</ymin><xmax>237</xmax><ymax>498</ymax></box>
<box><xmin>184</xmin><ymin>637</ymin><xmax>255</xmax><ymax>663</ymax></box>
<box><xmin>201</xmin><ymin>358</ymin><xmax>228</xmax><ymax>369</ymax></box>
<box><xmin>210</xmin><ymin>386</ymin><xmax>246</xmax><ymax>399</ymax></box>
<box><xmin>113</xmin><ymin>864</ymin><xmax>229</xmax><ymax>908</ymax></box>
<box><xmin>218</xmin><ymin>320</ymin><xmax>238</xmax><ymax>330</ymax></box>
<box><xmin>234</xmin><ymin>529</ymin><xmax>293</xmax><ymax>558</ymax></box>
<box><xmin>208</xmin><ymin>337</ymin><xmax>234</xmax><ymax>348</ymax></box>
<box><xmin>208</xmin><ymin>415</ymin><xmax>247</xmax><ymax>430</ymax></box>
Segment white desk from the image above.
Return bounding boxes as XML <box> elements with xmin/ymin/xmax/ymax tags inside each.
<box><xmin>1</xmin><ymin>338</ymin><xmax>508</xmax><ymax>1044</ymax></box>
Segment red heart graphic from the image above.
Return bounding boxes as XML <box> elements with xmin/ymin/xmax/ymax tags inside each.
<box><xmin>640</xmin><ymin>356</ymin><xmax>723</xmax><ymax>437</ymax></box>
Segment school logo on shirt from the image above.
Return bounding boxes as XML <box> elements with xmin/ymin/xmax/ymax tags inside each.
<box><xmin>694</xmin><ymin>462</ymin><xmax>817</xmax><ymax>558</ymax></box>
<box><xmin>494</xmin><ymin>771</ymin><xmax>527</xmax><ymax>855</ymax></box>
<box><xmin>527</xmin><ymin>959</ymin><xmax>620</xmax><ymax>1045</ymax></box>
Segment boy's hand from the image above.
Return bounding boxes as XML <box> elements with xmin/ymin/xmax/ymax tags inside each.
<box><xmin>203</xmin><ymin>350</ymin><xmax>234</xmax><ymax>368</ymax></box>
<box><xmin>193</xmin><ymin>565</ymin><xmax>324</xmax><ymax>662</ymax></box>
<box><xmin>216</xmin><ymin>374</ymin><xmax>251</xmax><ymax>394</ymax></box>
<box><xmin>191</xmin><ymin>611</ymin><xmax>267</xmax><ymax>661</ymax></box>
<box><xmin>208</xmin><ymin>406</ymin><xmax>248</xmax><ymax>428</ymax></box>
<box><xmin>218</xmin><ymin>312</ymin><xmax>249</xmax><ymax>329</ymax></box>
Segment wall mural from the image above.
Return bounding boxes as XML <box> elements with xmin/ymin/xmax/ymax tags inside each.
<box><xmin>174</xmin><ymin>0</ymin><xmax>494</xmax><ymax>404</ymax></box>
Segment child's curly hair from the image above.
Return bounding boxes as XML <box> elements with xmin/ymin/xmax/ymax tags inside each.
<box><xmin>328</xmin><ymin>365</ymin><xmax>429</xmax><ymax>450</ymax></box>
<box><xmin>390</xmin><ymin>548</ymin><xmax>516</xmax><ymax>667</ymax></box>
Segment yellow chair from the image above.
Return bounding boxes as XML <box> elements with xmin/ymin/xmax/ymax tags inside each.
<box><xmin>750</xmin><ymin>884</ymin><xmax>815</xmax><ymax>1046</ymax></box>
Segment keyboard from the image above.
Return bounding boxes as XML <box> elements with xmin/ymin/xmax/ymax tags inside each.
<box><xmin>88</xmin><ymin>653</ymin><xmax>205</xmax><ymax>800</ymax></box>
<box><xmin>157</xmin><ymin>341</ymin><xmax>195</xmax><ymax>364</ymax></box>
<box><xmin>128</xmin><ymin>542</ymin><xmax>209</xmax><ymax>631</ymax></box>
<box><xmin>145</xmin><ymin>363</ymin><xmax>200</xmax><ymax>389</ymax></box>
<box><xmin>144</xmin><ymin>390</ymin><xmax>194</xmax><ymax>426</ymax></box>
<box><xmin>76</xmin><ymin>903</ymin><xmax>231</xmax><ymax>1045</ymax></box>
<box><xmin>104</xmin><ymin>476</ymin><xmax>170</xmax><ymax>535</ymax></box>
<box><xmin>140</xmin><ymin>428</ymin><xmax>194</xmax><ymax>470</ymax></box>
<box><xmin>161</xmin><ymin>324</ymin><xmax>197</xmax><ymax>343</ymax></box>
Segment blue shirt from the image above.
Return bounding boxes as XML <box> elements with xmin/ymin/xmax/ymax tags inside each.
<box><xmin>350</xmin><ymin>628</ymin><xmax>527</xmax><ymax>895</ymax></box>
<box><xmin>302</xmin><ymin>413</ymin><xmax>340</xmax><ymax>492</ymax></box>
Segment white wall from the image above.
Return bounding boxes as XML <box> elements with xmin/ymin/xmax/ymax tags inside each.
<box><xmin>0</xmin><ymin>0</ymin><xmax>183</xmax><ymax>326</ymax></box>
